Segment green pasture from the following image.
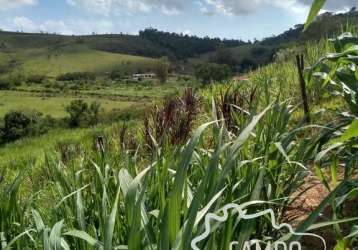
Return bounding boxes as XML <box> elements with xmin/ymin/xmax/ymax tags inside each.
<box><xmin>0</xmin><ymin>90</ymin><xmax>141</xmax><ymax>118</ymax></box>
<box><xmin>1</xmin><ymin>44</ymin><xmax>156</xmax><ymax>77</ymax></box>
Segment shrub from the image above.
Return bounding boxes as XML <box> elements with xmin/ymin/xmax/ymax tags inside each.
<box><xmin>0</xmin><ymin>79</ymin><xmax>11</xmax><ymax>90</ymax></box>
<box><xmin>110</xmin><ymin>69</ymin><xmax>128</xmax><ymax>80</ymax></box>
<box><xmin>0</xmin><ymin>59</ymin><xmax>20</xmax><ymax>74</ymax></box>
<box><xmin>0</xmin><ymin>111</ymin><xmax>54</xmax><ymax>144</ymax></box>
<box><xmin>210</xmin><ymin>49</ymin><xmax>238</xmax><ymax>68</ymax></box>
<box><xmin>195</xmin><ymin>63</ymin><xmax>232</xmax><ymax>85</ymax></box>
<box><xmin>155</xmin><ymin>57</ymin><xmax>170</xmax><ymax>83</ymax></box>
<box><xmin>251</xmin><ymin>46</ymin><xmax>269</xmax><ymax>56</ymax></box>
<box><xmin>56</xmin><ymin>72</ymin><xmax>96</xmax><ymax>81</ymax></box>
<box><xmin>1</xmin><ymin>111</ymin><xmax>31</xmax><ymax>142</ymax></box>
<box><xmin>240</xmin><ymin>57</ymin><xmax>257</xmax><ymax>72</ymax></box>
<box><xmin>65</xmin><ymin>100</ymin><xmax>101</xmax><ymax>128</ymax></box>
<box><xmin>26</xmin><ymin>74</ymin><xmax>47</xmax><ymax>84</ymax></box>
<box><xmin>4</xmin><ymin>73</ymin><xmax>25</xmax><ymax>86</ymax></box>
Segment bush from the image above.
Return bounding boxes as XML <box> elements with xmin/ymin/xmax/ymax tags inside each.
<box><xmin>155</xmin><ymin>57</ymin><xmax>170</xmax><ymax>83</ymax></box>
<box><xmin>210</xmin><ymin>49</ymin><xmax>238</xmax><ymax>68</ymax></box>
<box><xmin>0</xmin><ymin>79</ymin><xmax>11</xmax><ymax>90</ymax></box>
<box><xmin>0</xmin><ymin>59</ymin><xmax>20</xmax><ymax>74</ymax></box>
<box><xmin>65</xmin><ymin>100</ymin><xmax>101</xmax><ymax>128</ymax></box>
<box><xmin>26</xmin><ymin>74</ymin><xmax>47</xmax><ymax>84</ymax></box>
<box><xmin>4</xmin><ymin>73</ymin><xmax>24</xmax><ymax>86</ymax></box>
<box><xmin>251</xmin><ymin>46</ymin><xmax>269</xmax><ymax>56</ymax></box>
<box><xmin>240</xmin><ymin>58</ymin><xmax>257</xmax><ymax>72</ymax></box>
<box><xmin>110</xmin><ymin>69</ymin><xmax>128</xmax><ymax>80</ymax></box>
<box><xmin>0</xmin><ymin>111</ymin><xmax>54</xmax><ymax>144</ymax></box>
<box><xmin>195</xmin><ymin>63</ymin><xmax>232</xmax><ymax>85</ymax></box>
<box><xmin>56</xmin><ymin>72</ymin><xmax>96</xmax><ymax>81</ymax></box>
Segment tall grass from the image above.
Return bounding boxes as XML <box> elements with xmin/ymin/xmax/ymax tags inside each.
<box><xmin>1</xmin><ymin>93</ymin><xmax>357</xmax><ymax>249</ymax></box>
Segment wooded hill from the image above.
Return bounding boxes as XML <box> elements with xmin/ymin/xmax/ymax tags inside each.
<box><xmin>0</xmin><ymin>8</ymin><xmax>357</xmax><ymax>74</ymax></box>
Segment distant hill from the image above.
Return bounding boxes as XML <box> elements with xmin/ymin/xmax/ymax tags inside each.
<box><xmin>262</xmin><ymin>8</ymin><xmax>358</xmax><ymax>46</ymax></box>
<box><xmin>0</xmin><ymin>29</ymin><xmax>247</xmax><ymax>60</ymax></box>
<box><xmin>190</xmin><ymin>9</ymin><xmax>358</xmax><ymax>73</ymax></box>
<box><xmin>1</xmin><ymin>9</ymin><xmax>358</xmax><ymax>77</ymax></box>
<box><xmin>0</xmin><ymin>33</ymin><xmax>157</xmax><ymax>77</ymax></box>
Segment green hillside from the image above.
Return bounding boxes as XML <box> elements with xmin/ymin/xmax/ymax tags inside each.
<box><xmin>0</xmin><ymin>42</ymin><xmax>156</xmax><ymax>77</ymax></box>
<box><xmin>1</xmin><ymin>9</ymin><xmax>358</xmax><ymax>77</ymax></box>
<box><xmin>20</xmin><ymin>45</ymin><xmax>155</xmax><ymax>77</ymax></box>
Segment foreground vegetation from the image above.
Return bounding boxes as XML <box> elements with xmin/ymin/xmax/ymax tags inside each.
<box><xmin>1</xmin><ymin>2</ymin><xmax>358</xmax><ymax>249</ymax></box>
<box><xmin>1</xmin><ymin>32</ymin><xmax>357</xmax><ymax>250</ymax></box>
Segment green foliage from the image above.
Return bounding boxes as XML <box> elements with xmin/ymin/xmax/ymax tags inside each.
<box><xmin>25</xmin><ymin>74</ymin><xmax>47</xmax><ymax>84</ymax></box>
<box><xmin>195</xmin><ymin>63</ymin><xmax>231</xmax><ymax>84</ymax></box>
<box><xmin>263</xmin><ymin>10</ymin><xmax>358</xmax><ymax>46</ymax></box>
<box><xmin>2</xmin><ymin>97</ymin><xmax>357</xmax><ymax>249</ymax></box>
<box><xmin>0</xmin><ymin>79</ymin><xmax>11</xmax><ymax>90</ymax></box>
<box><xmin>109</xmin><ymin>69</ymin><xmax>127</xmax><ymax>80</ymax></box>
<box><xmin>2</xmin><ymin>1</ymin><xmax>358</xmax><ymax>248</ymax></box>
<box><xmin>56</xmin><ymin>72</ymin><xmax>96</xmax><ymax>82</ymax></box>
<box><xmin>139</xmin><ymin>28</ymin><xmax>247</xmax><ymax>59</ymax></box>
<box><xmin>155</xmin><ymin>57</ymin><xmax>169</xmax><ymax>83</ymax></box>
<box><xmin>305</xmin><ymin>0</ymin><xmax>326</xmax><ymax>31</ymax></box>
<box><xmin>210</xmin><ymin>49</ymin><xmax>238</xmax><ymax>68</ymax></box>
<box><xmin>2</xmin><ymin>73</ymin><xmax>24</xmax><ymax>87</ymax></box>
<box><xmin>0</xmin><ymin>111</ymin><xmax>53</xmax><ymax>144</ymax></box>
<box><xmin>306</xmin><ymin>32</ymin><xmax>358</xmax><ymax>116</ymax></box>
<box><xmin>65</xmin><ymin>100</ymin><xmax>101</xmax><ymax>128</ymax></box>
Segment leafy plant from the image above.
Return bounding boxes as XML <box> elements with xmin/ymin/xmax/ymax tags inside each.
<box><xmin>304</xmin><ymin>0</ymin><xmax>327</xmax><ymax>31</ymax></box>
<box><xmin>65</xmin><ymin>100</ymin><xmax>101</xmax><ymax>128</ymax></box>
<box><xmin>195</xmin><ymin>63</ymin><xmax>232</xmax><ymax>85</ymax></box>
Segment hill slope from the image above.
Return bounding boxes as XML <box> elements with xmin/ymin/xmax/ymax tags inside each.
<box><xmin>1</xmin><ymin>9</ymin><xmax>358</xmax><ymax>77</ymax></box>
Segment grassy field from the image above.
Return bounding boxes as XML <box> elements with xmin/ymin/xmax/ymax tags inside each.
<box><xmin>0</xmin><ymin>127</ymin><xmax>91</xmax><ymax>170</ymax></box>
<box><xmin>21</xmin><ymin>46</ymin><xmax>156</xmax><ymax>77</ymax></box>
<box><xmin>0</xmin><ymin>90</ymin><xmax>141</xmax><ymax>118</ymax></box>
<box><xmin>0</xmin><ymin>76</ymin><xmax>195</xmax><ymax>118</ymax></box>
<box><xmin>1</xmin><ymin>45</ymin><xmax>156</xmax><ymax>77</ymax></box>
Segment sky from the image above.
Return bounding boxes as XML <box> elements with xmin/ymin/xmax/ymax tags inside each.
<box><xmin>0</xmin><ymin>0</ymin><xmax>356</xmax><ymax>40</ymax></box>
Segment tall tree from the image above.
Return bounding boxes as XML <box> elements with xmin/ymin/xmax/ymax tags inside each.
<box><xmin>155</xmin><ymin>57</ymin><xmax>170</xmax><ymax>83</ymax></box>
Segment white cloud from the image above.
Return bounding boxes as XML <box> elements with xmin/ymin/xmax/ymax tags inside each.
<box><xmin>198</xmin><ymin>0</ymin><xmax>356</xmax><ymax>16</ymax></box>
<box><xmin>203</xmin><ymin>0</ymin><xmax>263</xmax><ymax>15</ymax></box>
<box><xmin>12</xmin><ymin>16</ymin><xmax>115</xmax><ymax>35</ymax></box>
<box><xmin>13</xmin><ymin>16</ymin><xmax>37</xmax><ymax>31</ymax></box>
<box><xmin>65</xmin><ymin>0</ymin><xmax>356</xmax><ymax>17</ymax></box>
<box><xmin>66</xmin><ymin>0</ymin><xmax>185</xmax><ymax>16</ymax></box>
<box><xmin>176</xmin><ymin>28</ymin><xmax>192</xmax><ymax>35</ymax></box>
<box><xmin>0</xmin><ymin>0</ymin><xmax>37</xmax><ymax>10</ymax></box>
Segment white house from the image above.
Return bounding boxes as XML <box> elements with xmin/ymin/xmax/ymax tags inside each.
<box><xmin>132</xmin><ymin>73</ymin><xmax>156</xmax><ymax>80</ymax></box>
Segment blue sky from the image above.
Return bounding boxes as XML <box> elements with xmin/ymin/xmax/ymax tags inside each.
<box><xmin>0</xmin><ymin>0</ymin><xmax>356</xmax><ymax>40</ymax></box>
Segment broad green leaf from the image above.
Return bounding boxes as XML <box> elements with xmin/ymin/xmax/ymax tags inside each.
<box><xmin>168</xmin><ymin>121</ymin><xmax>216</xmax><ymax>245</ymax></box>
<box><xmin>32</xmin><ymin>209</ymin><xmax>45</xmax><ymax>233</ymax></box>
<box><xmin>104</xmin><ymin>183</ymin><xmax>121</xmax><ymax>250</ymax></box>
<box><xmin>235</xmin><ymin>168</ymin><xmax>265</xmax><ymax>250</ymax></box>
<box><xmin>304</xmin><ymin>0</ymin><xmax>326</xmax><ymax>31</ymax></box>
<box><xmin>64</xmin><ymin>230</ymin><xmax>103</xmax><ymax>248</ymax></box>
<box><xmin>307</xmin><ymin>217</ymin><xmax>358</xmax><ymax>231</ymax></box>
<box><xmin>49</xmin><ymin>220</ymin><xmax>64</xmax><ymax>250</ymax></box>
<box><xmin>331</xmin><ymin>120</ymin><xmax>358</xmax><ymax>144</ymax></box>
